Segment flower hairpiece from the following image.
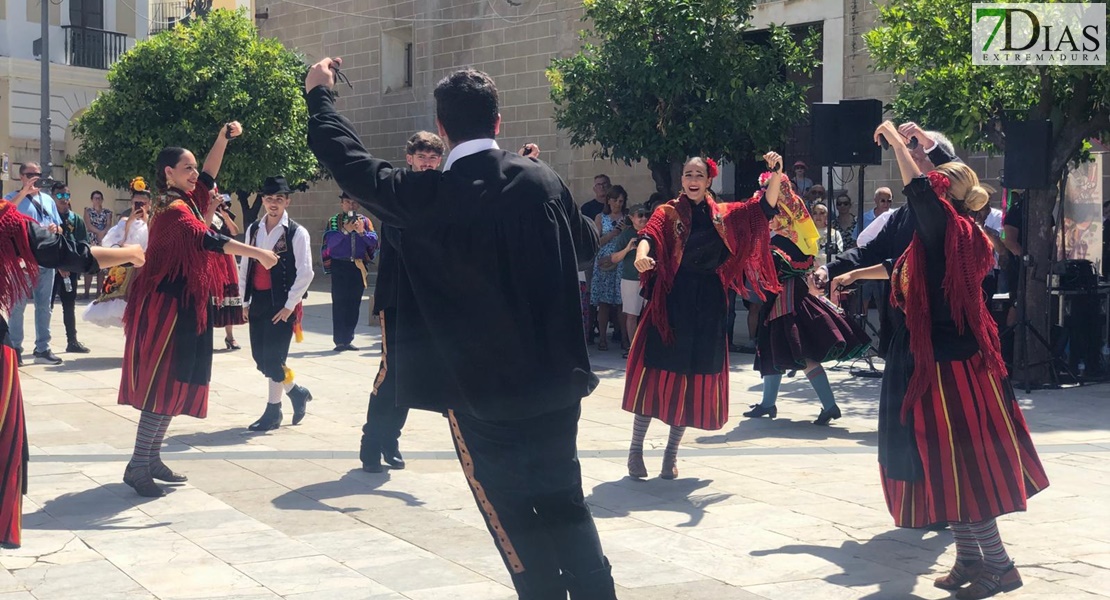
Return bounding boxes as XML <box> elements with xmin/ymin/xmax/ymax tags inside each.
<box><xmin>928</xmin><ymin>171</ymin><xmax>951</xmax><ymax>200</ymax></box>
<box><xmin>130</xmin><ymin>177</ymin><xmax>147</xmax><ymax>193</ymax></box>
<box><xmin>705</xmin><ymin>158</ymin><xmax>719</xmax><ymax>179</ymax></box>
<box><xmin>758</xmin><ymin>171</ymin><xmax>788</xmax><ymax>188</ymax></box>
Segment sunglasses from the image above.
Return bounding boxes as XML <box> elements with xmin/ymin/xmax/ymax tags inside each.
<box><xmin>22</xmin><ymin>172</ymin><xmax>42</xmax><ymax>178</ymax></box>
<box><xmin>55</xmin><ymin>192</ymin><xmax>71</xmax><ymax>200</ymax></box>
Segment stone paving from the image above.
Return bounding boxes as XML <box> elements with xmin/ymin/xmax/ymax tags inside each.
<box><xmin>3</xmin><ymin>284</ymin><xmax>1109</xmax><ymax>599</ymax></box>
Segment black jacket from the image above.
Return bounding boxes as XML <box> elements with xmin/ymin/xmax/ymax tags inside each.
<box><xmin>307</xmin><ymin>87</ymin><xmax>600</xmax><ymax>421</ymax></box>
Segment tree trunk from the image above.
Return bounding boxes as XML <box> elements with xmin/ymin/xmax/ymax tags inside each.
<box><xmin>649</xmin><ymin>160</ymin><xmax>683</xmax><ymax>198</ymax></box>
<box><xmin>1017</xmin><ymin>185</ymin><xmax>1060</xmax><ymax>388</ymax></box>
<box><xmin>236</xmin><ymin>190</ymin><xmax>261</xmax><ymax>226</ymax></box>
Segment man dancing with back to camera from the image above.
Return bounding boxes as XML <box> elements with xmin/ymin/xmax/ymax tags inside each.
<box><xmin>306</xmin><ymin>58</ymin><xmax>616</xmax><ymax>598</ymax></box>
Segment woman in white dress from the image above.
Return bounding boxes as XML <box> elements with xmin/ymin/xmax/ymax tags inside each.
<box><xmin>84</xmin><ymin>178</ymin><xmax>151</xmax><ymax>328</ymax></box>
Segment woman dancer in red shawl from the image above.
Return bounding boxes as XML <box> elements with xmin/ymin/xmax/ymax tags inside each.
<box><xmin>832</xmin><ymin>121</ymin><xmax>1048</xmax><ymax>599</ymax></box>
<box><xmin>622</xmin><ymin>153</ymin><xmax>782</xmax><ymax>479</ymax></box>
<box><xmin>1</xmin><ymin>202</ymin><xmax>144</xmax><ymax>548</ymax></box>
<box><xmin>118</xmin><ymin>123</ymin><xmax>279</xmax><ymax>498</ymax></box>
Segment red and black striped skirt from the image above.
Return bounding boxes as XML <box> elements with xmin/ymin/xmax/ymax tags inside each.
<box><xmin>881</xmin><ymin>353</ymin><xmax>1049</xmax><ymax>528</ymax></box>
<box><xmin>119</xmin><ymin>289</ymin><xmax>211</xmax><ymax>418</ymax></box>
<box><xmin>622</xmin><ymin>271</ymin><xmax>730</xmax><ymax>430</ymax></box>
<box><xmin>0</xmin><ymin>345</ymin><xmax>27</xmax><ymax>548</ymax></box>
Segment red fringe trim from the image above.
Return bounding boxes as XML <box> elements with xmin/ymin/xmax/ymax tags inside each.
<box><xmin>639</xmin><ymin>193</ymin><xmax>779</xmax><ymax>345</ymax></box>
<box><xmin>124</xmin><ymin>200</ymin><xmax>218</xmax><ymax>334</ymax></box>
<box><xmin>0</xmin><ymin>202</ymin><xmax>38</xmax><ymax>313</ymax></box>
<box><xmin>898</xmin><ymin>197</ymin><xmax>1005</xmax><ymax>421</ymax></box>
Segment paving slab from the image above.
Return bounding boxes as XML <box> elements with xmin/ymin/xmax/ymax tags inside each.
<box><xmin>2</xmin><ymin>287</ymin><xmax>1107</xmax><ymax>598</ymax></box>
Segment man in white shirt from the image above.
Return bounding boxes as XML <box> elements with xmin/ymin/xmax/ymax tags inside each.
<box><xmin>238</xmin><ymin>176</ymin><xmax>315</xmax><ymax>431</ymax></box>
<box><xmin>4</xmin><ymin>162</ymin><xmax>64</xmax><ymax>365</ymax></box>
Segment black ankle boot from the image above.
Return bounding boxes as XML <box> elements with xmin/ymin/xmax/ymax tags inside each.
<box><xmin>286</xmin><ymin>385</ymin><xmax>313</xmax><ymax>425</ymax></box>
<box><xmin>382</xmin><ymin>443</ymin><xmax>405</xmax><ymax>469</ymax></box>
<box><xmin>149</xmin><ymin>459</ymin><xmax>188</xmax><ymax>483</ymax></box>
<box><xmin>814</xmin><ymin>405</ymin><xmax>842</xmax><ymax>426</ymax></box>
<box><xmin>742</xmin><ymin>404</ymin><xmax>777</xmax><ymax>419</ymax></box>
<box><xmin>249</xmin><ymin>403</ymin><xmax>283</xmax><ymax>431</ymax></box>
<box><xmin>123</xmin><ymin>464</ymin><xmax>165</xmax><ymax>497</ymax></box>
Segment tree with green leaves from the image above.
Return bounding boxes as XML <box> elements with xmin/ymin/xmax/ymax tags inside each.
<box><xmin>866</xmin><ymin>0</ymin><xmax>1110</xmax><ymax>386</ymax></box>
<box><xmin>547</xmin><ymin>0</ymin><xmax>819</xmax><ymax>195</ymax></box>
<box><xmin>72</xmin><ymin>8</ymin><xmax>317</xmax><ymax>222</ymax></box>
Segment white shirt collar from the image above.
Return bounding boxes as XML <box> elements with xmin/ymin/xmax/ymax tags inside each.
<box><xmin>260</xmin><ymin>211</ymin><xmax>290</xmax><ymax>235</ymax></box>
<box><xmin>443</xmin><ymin>138</ymin><xmax>500</xmax><ymax>171</ymax></box>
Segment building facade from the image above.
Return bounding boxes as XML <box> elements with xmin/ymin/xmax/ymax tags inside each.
<box><xmin>1</xmin><ymin>0</ymin><xmax>150</xmax><ymax>215</ymax></box>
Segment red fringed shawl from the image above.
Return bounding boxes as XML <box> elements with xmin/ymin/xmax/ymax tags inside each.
<box><xmin>893</xmin><ymin>172</ymin><xmax>1006</xmax><ymax>421</ymax></box>
<box><xmin>640</xmin><ymin>193</ymin><xmax>781</xmax><ymax>344</ymax></box>
<box><xmin>123</xmin><ymin>190</ymin><xmax>219</xmax><ymax>334</ymax></box>
<box><xmin>0</xmin><ymin>202</ymin><xmax>36</xmax><ymax>314</ymax></box>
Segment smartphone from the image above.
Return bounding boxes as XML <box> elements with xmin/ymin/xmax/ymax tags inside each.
<box><xmin>33</xmin><ymin>177</ymin><xmax>57</xmax><ymax>189</ymax></box>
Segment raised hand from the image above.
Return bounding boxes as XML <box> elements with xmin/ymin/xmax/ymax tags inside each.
<box><xmin>224</xmin><ymin>121</ymin><xmax>244</xmax><ymax>140</ymax></box>
<box><xmin>763</xmin><ymin>151</ymin><xmax>783</xmax><ymax>172</ymax></box>
<box><xmin>874</xmin><ymin>120</ymin><xmax>902</xmax><ymax>149</ymax></box>
<box><xmin>306</xmin><ymin>57</ymin><xmax>342</xmax><ymax>93</ymax></box>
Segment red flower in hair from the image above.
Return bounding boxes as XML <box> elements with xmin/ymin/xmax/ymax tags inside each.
<box><xmin>928</xmin><ymin>171</ymin><xmax>951</xmax><ymax>200</ymax></box>
<box><xmin>705</xmin><ymin>158</ymin><xmax>719</xmax><ymax>179</ymax></box>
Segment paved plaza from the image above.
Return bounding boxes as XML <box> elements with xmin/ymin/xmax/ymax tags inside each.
<box><xmin>3</xmin><ymin>284</ymin><xmax>1109</xmax><ymax>600</ymax></box>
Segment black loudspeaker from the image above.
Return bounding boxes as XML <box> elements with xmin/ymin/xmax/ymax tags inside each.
<box><xmin>809</xmin><ymin>100</ymin><xmax>883</xmax><ymax>166</ymax></box>
<box><xmin>1003</xmin><ymin>120</ymin><xmax>1052</xmax><ymax>189</ymax></box>
<box><xmin>811</xmin><ymin>103</ymin><xmax>840</xmax><ymax>168</ymax></box>
<box><xmin>837</xmin><ymin>99</ymin><xmax>883</xmax><ymax>166</ymax></box>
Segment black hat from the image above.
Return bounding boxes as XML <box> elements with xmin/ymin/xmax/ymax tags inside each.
<box><xmin>339</xmin><ymin>191</ymin><xmax>352</xmax><ymax>200</ymax></box>
<box><xmin>260</xmin><ymin>176</ymin><xmax>293</xmax><ymax>195</ymax></box>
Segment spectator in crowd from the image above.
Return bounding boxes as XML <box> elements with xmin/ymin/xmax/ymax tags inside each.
<box><xmin>592</xmin><ymin>184</ymin><xmax>629</xmax><ymax>351</ymax></box>
<box><xmin>646</xmin><ymin>191</ymin><xmax>668</xmax><ymax>212</ymax></box>
<box><xmin>4</xmin><ymin>162</ymin><xmax>63</xmax><ymax>366</ymax></box>
<box><xmin>84</xmin><ymin>190</ymin><xmax>113</xmax><ymax>298</ymax></box>
<box><xmin>858</xmin><ymin>187</ymin><xmax>894</xmax><ymax>235</ymax></box>
<box><xmin>835</xmin><ymin>192</ymin><xmax>858</xmax><ymax>250</ymax></box>
<box><xmin>581</xmin><ymin>174</ymin><xmax>611</xmax><ymax>220</ymax></box>
<box><xmin>49</xmin><ymin>182</ymin><xmax>90</xmax><ymax>354</ymax></box>
<box><xmin>803</xmin><ymin>184</ymin><xmax>827</xmax><ymax>210</ymax></box>
<box><xmin>792</xmin><ymin>160</ymin><xmax>814</xmax><ymax>194</ymax></box>
<box><xmin>323</xmin><ymin>191</ymin><xmax>379</xmax><ymax>352</ymax></box>
<box><xmin>609</xmin><ymin>204</ymin><xmax>651</xmax><ymax>358</ymax></box>
<box><xmin>812</xmin><ymin>202</ymin><xmax>843</xmax><ymax>268</ymax></box>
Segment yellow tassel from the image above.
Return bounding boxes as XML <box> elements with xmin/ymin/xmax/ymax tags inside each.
<box><xmin>282</xmin><ymin>365</ymin><xmax>294</xmax><ymax>385</ymax></box>
<box><xmin>294</xmin><ymin>322</ymin><xmax>304</xmax><ymax>344</ymax></box>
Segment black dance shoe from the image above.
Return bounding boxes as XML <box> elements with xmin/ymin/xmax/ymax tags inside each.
<box><xmin>814</xmin><ymin>405</ymin><xmax>842</xmax><ymax>426</ymax></box>
<box><xmin>123</xmin><ymin>464</ymin><xmax>166</xmax><ymax>498</ymax></box>
<box><xmin>382</xmin><ymin>444</ymin><xmax>405</xmax><ymax>470</ymax></box>
<box><xmin>66</xmin><ymin>341</ymin><xmax>90</xmax><ymax>353</ymax></box>
<box><xmin>742</xmin><ymin>404</ymin><xmax>777</xmax><ymax>419</ymax></box>
<box><xmin>287</xmin><ymin>384</ymin><xmax>313</xmax><ymax>425</ymax></box>
<box><xmin>361</xmin><ymin>458</ymin><xmax>384</xmax><ymax>473</ymax></box>
<box><xmin>249</xmin><ymin>403</ymin><xmax>283</xmax><ymax>431</ymax></box>
<box><xmin>149</xmin><ymin>459</ymin><xmax>188</xmax><ymax>483</ymax></box>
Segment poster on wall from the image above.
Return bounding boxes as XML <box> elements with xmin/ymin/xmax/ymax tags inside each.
<box><xmin>1058</xmin><ymin>152</ymin><xmax>1104</xmax><ymax>273</ymax></box>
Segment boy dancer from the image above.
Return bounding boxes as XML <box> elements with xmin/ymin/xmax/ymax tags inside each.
<box><xmin>360</xmin><ymin>131</ymin><xmax>445</xmax><ymax>472</ymax></box>
<box><xmin>240</xmin><ymin>176</ymin><xmax>315</xmax><ymax>431</ymax></box>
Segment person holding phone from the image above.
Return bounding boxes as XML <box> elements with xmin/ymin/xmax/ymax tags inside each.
<box><xmin>323</xmin><ymin>191</ymin><xmax>379</xmax><ymax>352</ymax></box>
<box><xmin>84</xmin><ymin>178</ymin><xmax>152</xmax><ymax>328</ymax></box>
<box><xmin>3</xmin><ymin>162</ymin><xmax>64</xmax><ymax>366</ymax></box>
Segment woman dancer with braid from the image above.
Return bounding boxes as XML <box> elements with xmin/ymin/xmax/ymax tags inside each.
<box><xmin>622</xmin><ymin>153</ymin><xmax>781</xmax><ymax>479</ymax></box>
<box><xmin>832</xmin><ymin>121</ymin><xmax>1048</xmax><ymax>599</ymax></box>
<box><xmin>118</xmin><ymin>123</ymin><xmax>279</xmax><ymax>497</ymax></box>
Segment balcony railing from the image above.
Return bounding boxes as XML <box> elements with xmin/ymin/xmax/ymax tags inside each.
<box><xmin>62</xmin><ymin>26</ymin><xmax>127</xmax><ymax>70</ymax></box>
<box><xmin>151</xmin><ymin>1</ymin><xmax>192</xmax><ymax>34</ymax></box>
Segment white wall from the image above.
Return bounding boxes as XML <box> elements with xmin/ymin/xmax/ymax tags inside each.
<box><xmin>751</xmin><ymin>0</ymin><xmax>845</xmax><ymax>103</ymax></box>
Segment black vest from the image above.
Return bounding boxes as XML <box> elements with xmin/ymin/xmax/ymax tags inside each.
<box><xmin>244</xmin><ymin>218</ymin><xmax>305</xmax><ymax>305</ymax></box>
